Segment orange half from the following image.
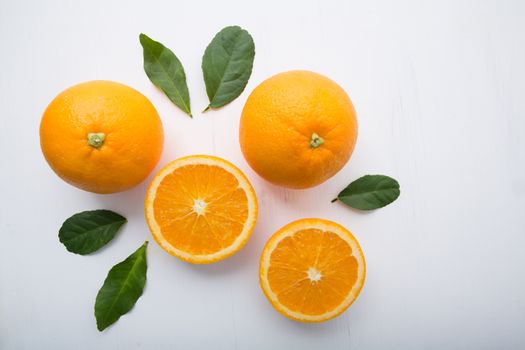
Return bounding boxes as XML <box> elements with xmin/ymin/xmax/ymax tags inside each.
<box><xmin>145</xmin><ymin>155</ymin><xmax>258</xmax><ymax>264</ymax></box>
<box><xmin>259</xmin><ymin>218</ymin><xmax>366</xmax><ymax>322</ymax></box>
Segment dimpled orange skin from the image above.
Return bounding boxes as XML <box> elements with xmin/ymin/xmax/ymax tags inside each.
<box><xmin>40</xmin><ymin>80</ymin><xmax>164</xmax><ymax>194</ymax></box>
<box><xmin>239</xmin><ymin>70</ymin><xmax>357</xmax><ymax>189</ymax></box>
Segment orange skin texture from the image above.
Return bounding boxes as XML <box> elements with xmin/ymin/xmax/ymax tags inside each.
<box><xmin>239</xmin><ymin>70</ymin><xmax>358</xmax><ymax>189</ymax></box>
<box><xmin>40</xmin><ymin>80</ymin><xmax>164</xmax><ymax>194</ymax></box>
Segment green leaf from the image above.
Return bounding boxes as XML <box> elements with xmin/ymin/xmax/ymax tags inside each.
<box><xmin>333</xmin><ymin>175</ymin><xmax>401</xmax><ymax>210</ymax></box>
<box><xmin>59</xmin><ymin>210</ymin><xmax>126</xmax><ymax>255</ymax></box>
<box><xmin>95</xmin><ymin>241</ymin><xmax>148</xmax><ymax>331</ymax></box>
<box><xmin>202</xmin><ymin>26</ymin><xmax>255</xmax><ymax>111</ymax></box>
<box><xmin>140</xmin><ymin>33</ymin><xmax>192</xmax><ymax>117</ymax></box>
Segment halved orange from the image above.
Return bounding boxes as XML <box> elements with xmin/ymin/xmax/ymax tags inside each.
<box><xmin>145</xmin><ymin>155</ymin><xmax>258</xmax><ymax>264</ymax></box>
<box><xmin>259</xmin><ymin>218</ymin><xmax>365</xmax><ymax>322</ymax></box>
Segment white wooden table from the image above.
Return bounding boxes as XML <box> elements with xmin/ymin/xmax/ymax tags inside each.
<box><xmin>1</xmin><ymin>0</ymin><xmax>524</xmax><ymax>349</ymax></box>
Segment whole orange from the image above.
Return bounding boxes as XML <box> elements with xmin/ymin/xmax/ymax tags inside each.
<box><xmin>239</xmin><ymin>71</ymin><xmax>357</xmax><ymax>189</ymax></box>
<box><xmin>40</xmin><ymin>80</ymin><xmax>164</xmax><ymax>194</ymax></box>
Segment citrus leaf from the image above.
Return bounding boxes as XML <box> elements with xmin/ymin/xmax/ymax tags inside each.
<box><xmin>202</xmin><ymin>26</ymin><xmax>255</xmax><ymax>111</ymax></box>
<box><xmin>95</xmin><ymin>241</ymin><xmax>148</xmax><ymax>331</ymax></box>
<box><xmin>333</xmin><ymin>175</ymin><xmax>400</xmax><ymax>210</ymax></box>
<box><xmin>140</xmin><ymin>33</ymin><xmax>192</xmax><ymax>117</ymax></box>
<box><xmin>59</xmin><ymin>210</ymin><xmax>126</xmax><ymax>255</ymax></box>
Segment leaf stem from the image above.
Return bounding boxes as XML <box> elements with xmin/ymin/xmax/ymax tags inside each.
<box><xmin>331</xmin><ymin>198</ymin><xmax>338</xmax><ymax>203</ymax></box>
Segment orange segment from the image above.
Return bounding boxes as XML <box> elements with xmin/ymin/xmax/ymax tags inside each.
<box><xmin>145</xmin><ymin>155</ymin><xmax>258</xmax><ymax>264</ymax></box>
<box><xmin>259</xmin><ymin>219</ymin><xmax>365</xmax><ymax>322</ymax></box>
